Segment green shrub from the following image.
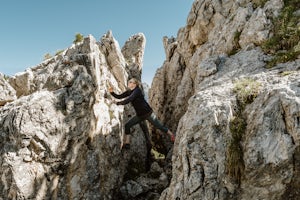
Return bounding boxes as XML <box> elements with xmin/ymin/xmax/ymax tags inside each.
<box><xmin>73</xmin><ymin>33</ymin><xmax>84</xmax><ymax>44</ymax></box>
<box><xmin>226</xmin><ymin>78</ymin><xmax>261</xmax><ymax>184</ymax></box>
<box><xmin>226</xmin><ymin>134</ymin><xmax>245</xmax><ymax>183</ymax></box>
<box><xmin>262</xmin><ymin>0</ymin><xmax>300</xmax><ymax>67</ymax></box>
<box><xmin>229</xmin><ymin>116</ymin><xmax>247</xmax><ymax>141</ymax></box>
<box><xmin>266</xmin><ymin>50</ymin><xmax>299</xmax><ymax>68</ymax></box>
<box><xmin>252</xmin><ymin>0</ymin><xmax>269</xmax><ymax>8</ymax></box>
<box><xmin>226</xmin><ymin>114</ymin><xmax>247</xmax><ymax>184</ymax></box>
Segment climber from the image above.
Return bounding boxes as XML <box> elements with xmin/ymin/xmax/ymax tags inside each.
<box><xmin>109</xmin><ymin>78</ymin><xmax>175</xmax><ymax>150</ymax></box>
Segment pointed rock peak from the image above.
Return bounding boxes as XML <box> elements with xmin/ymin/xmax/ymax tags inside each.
<box><xmin>122</xmin><ymin>33</ymin><xmax>146</xmax><ymax>81</ymax></box>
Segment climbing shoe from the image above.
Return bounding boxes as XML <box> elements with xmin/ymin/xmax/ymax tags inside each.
<box><xmin>170</xmin><ymin>134</ymin><xmax>175</xmax><ymax>143</ymax></box>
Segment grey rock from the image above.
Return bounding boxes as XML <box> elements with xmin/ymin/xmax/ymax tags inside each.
<box><xmin>0</xmin><ymin>73</ymin><xmax>16</xmax><ymax>106</ymax></box>
<box><xmin>0</xmin><ymin>32</ymin><xmax>148</xmax><ymax>200</ymax></box>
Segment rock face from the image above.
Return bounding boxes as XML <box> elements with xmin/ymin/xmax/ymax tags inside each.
<box><xmin>1</xmin><ymin>0</ymin><xmax>300</xmax><ymax>199</ymax></box>
<box><xmin>0</xmin><ymin>32</ymin><xmax>159</xmax><ymax>200</ymax></box>
<box><xmin>0</xmin><ymin>73</ymin><xmax>16</xmax><ymax>105</ymax></box>
<box><xmin>149</xmin><ymin>0</ymin><xmax>300</xmax><ymax>200</ymax></box>
<box><xmin>159</xmin><ymin>50</ymin><xmax>300</xmax><ymax>200</ymax></box>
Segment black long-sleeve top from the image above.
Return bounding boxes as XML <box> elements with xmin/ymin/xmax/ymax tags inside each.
<box><xmin>110</xmin><ymin>87</ymin><xmax>153</xmax><ymax>117</ymax></box>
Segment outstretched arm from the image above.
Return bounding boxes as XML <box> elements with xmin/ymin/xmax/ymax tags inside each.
<box><xmin>109</xmin><ymin>87</ymin><xmax>131</xmax><ymax>99</ymax></box>
<box><xmin>116</xmin><ymin>88</ymin><xmax>139</xmax><ymax>105</ymax></box>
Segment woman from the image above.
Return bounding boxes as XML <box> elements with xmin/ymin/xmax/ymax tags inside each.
<box><xmin>109</xmin><ymin>78</ymin><xmax>175</xmax><ymax>149</ymax></box>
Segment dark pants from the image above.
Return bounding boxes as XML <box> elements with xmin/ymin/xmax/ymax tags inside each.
<box><xmin>125</xmin><ymin>112</ymin><xmax>168</xmax><ymax>135</ymax></box>
<box><xmin>126</xmin><ymin>113</ymin><xmax>168</xmax><ymax>172</ymax></box>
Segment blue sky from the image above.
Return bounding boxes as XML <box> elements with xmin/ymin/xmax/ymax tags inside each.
<box><xmin>0</xmin><ymin>1</ymin><xmax>193</xmax><ymax>85</ymax></box>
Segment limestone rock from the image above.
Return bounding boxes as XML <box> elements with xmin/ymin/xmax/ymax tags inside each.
<box><xmin>149</xmin><ymin>0</ymin><xmax>285</xmax><ymax>152</ymax></box>
<box><xmin>0</xmin><ymin>73</ymin><xmax>16</xmax><ymax>105</ymax></box>
<box><xmin>99</xmin><ymin>30</ymin><xmax>128</xmax><ymax>90</ymax></box>
<box><xmin>149</xmin><ymin>0</ymin><xmax>300</xmax><ymax>199</ymax></box>
<box><xmin>2</xmin><ymin>0</ymin><xmax>299</xmax><ymax>199</ymax></box>
<box><xmin>159</xmin><ymin>49</ymin><xmax>300</xmax><ymax>200</ymax></box>
<box><xmin>122</xmin><ymin>33</ymin><xmax>146</xmax><ymax>80</ymax></box>
<box><xmin>239</xmin><ymin>0</ymin><xmax>284</xmax><ymax>48</ymax></box>
<box><xmin>0</xmin><ymin>32</ymin><xmax>149</xmax><ymax>200</ymax></box>
<box><xmin>120</xmin><ymin>162</ymin><xmax>169</xmax><ymax>200</ymax></box>
<box><xmin>8</xmin><ymin>69</ymin><xmax>34</xmax><ymax>97</ymax></box>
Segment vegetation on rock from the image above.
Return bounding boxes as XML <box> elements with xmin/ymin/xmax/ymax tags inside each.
<box><xmin>226</xmin><ymin>78</ymin><xmax>261</xmax><ymax>184</ymax></box>
<box><xmin>73</xmin><ymin>33</ymin><xmax>84</xmax><ymax>44</ymax></box>
<box><xmin>262</xmin><ymin>0</ymin><xmax>300</xmax><ymax>68</ymax></box>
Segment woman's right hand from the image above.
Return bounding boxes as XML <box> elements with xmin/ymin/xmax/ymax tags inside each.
<box><xmin>108</xmin><ymin>87</ymin><xmax>113</xmax><ymax>93</ymax></box>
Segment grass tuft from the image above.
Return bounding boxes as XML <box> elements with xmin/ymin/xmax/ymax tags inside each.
<box><xmin>233</xmin><ymin>78</ymin><xmax>262</xmax><ymax>109</ymax></box>
<box><xmin>226</xmin><ymin>78</ymin><xmax>261</xmax><ymax>184</ymax></box>
<box><xmin>252</xmin><ymin>0</ymin><xmax>269</xmax><ymax>8</ymax></box>
<box><xmin>262</xmin><ymin>0</ymin><xmax>300</xmax><ymax>67</ymax></box>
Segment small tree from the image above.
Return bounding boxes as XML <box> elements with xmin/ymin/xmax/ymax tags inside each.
<box><xmin>43</xmin><ymin>53</ymin><xmax>52</xmax><ymax>60</ymax></box>
<box><xmin>73</xmin><ymin>33</ymin><xmax>84</xmax><ymax>44</ymax></box>
<box><xmin>55</xmin><ymin>49</ymin><xmax>64</xmax><ymax>56</ymax></box>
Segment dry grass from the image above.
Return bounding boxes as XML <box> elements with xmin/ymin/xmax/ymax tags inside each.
<box><xmin>233</xmin><ymin>78</ymin><xmax>261</xmax><ymax>109</ymax></box>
